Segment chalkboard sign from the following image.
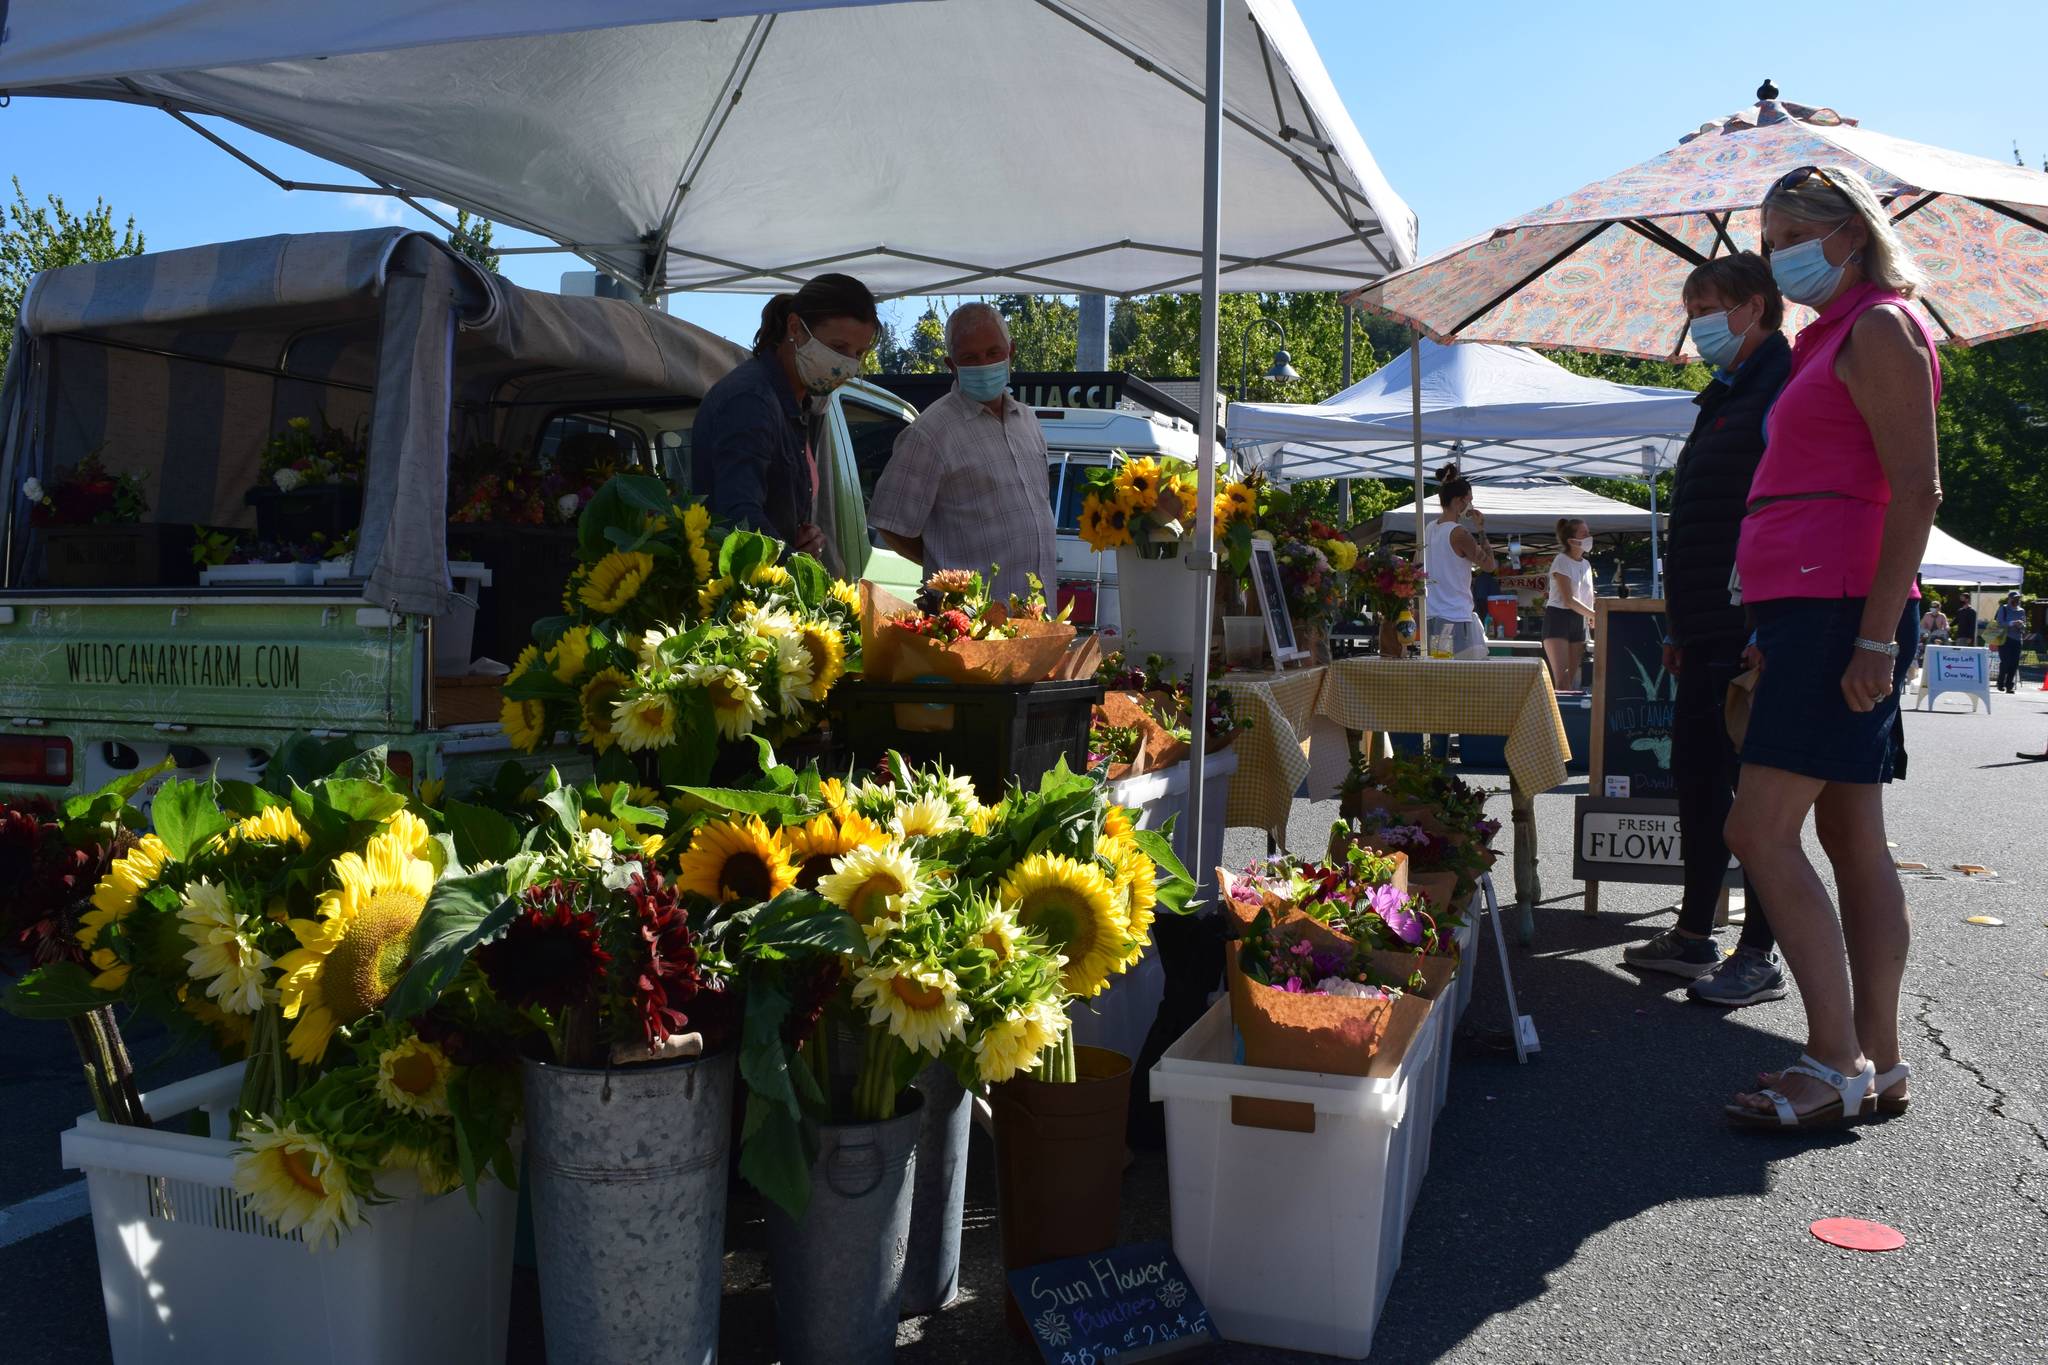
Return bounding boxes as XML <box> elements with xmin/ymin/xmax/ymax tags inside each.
<box><xmin>1588</xmin><ymin>599</ymin><xmax>1676</xmax><ymax>801</ymax></box>
<box><xmin>1007</xmin><ymin>1241</ymin><xmax>1217</xmax><ymax>1363</ymax></box>
<box><xmin>1247</xmin><ymin>539</ymin><xmax>1303</xmax><ymax>665</ymax></box>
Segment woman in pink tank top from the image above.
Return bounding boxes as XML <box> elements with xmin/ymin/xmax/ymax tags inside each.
<box><xmin>1721</xmin><ymin>167</ymin><xmax>1942</xmax><ymax>1131</ymax></box>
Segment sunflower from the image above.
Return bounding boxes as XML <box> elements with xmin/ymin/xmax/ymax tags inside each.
<box><xmin>829</xmin><ymin>579</ymin><xmax>862</xmax><ymax>612</ymax></box>
<box><xmin>1077</xmin><ymin>497</ymin><xmax>1111</xmax><ymax>552</ymax></box>
<box><xmin>379</xmin><ymin>809</ymin><xmax>437</xmax><ymax>862</ymax></box>
<box><xmin>178</xmin><ymin>879</ymin><xmax>272</xmax><ymax>1014</ymax></box>
<box><xmin>698</xmin><ymin>575</ymin><xmax>735</xmax><ymax>618</ymax></box>
<box><xmin>561</xmin><ymin>568</ymin><xmax>586</xmax><ymax>612</ymax></box>
<box><xmin>546</xmin><ymin>626</ymin><xmax>591</xmax><ymax>684</ymax></box>
<box><xmin>854</xmin><ymin>959</ymin><xmax>969</xmax><ymax>1056</ymax></box>
<box><xmin>635</xmin><ymin>625</ymin><xmax>678</xmax><ymax>667</ymax></box>
<box><xmin>972</xmin><ymin>903</ymin><xmax>1029</xmax><ymax>963</ymax></box>
<box><xmin>384</xmin><ymin>1140</ymin><xmax>464</xmax><ymax>1197</ymax></box>
<box><xmin>974</xmin><ymin>1004</ymin><xmax>1056</xmax><ymax>1084</ymax></box>
<box><xmin>751</xmin><ymin>564</ymin><xmax>791</xmax><ymax>589</ymax></box>
<box><xmin>578</xmin><ymin>667</ymin><xmax>631</xmax><ymax>753</ymax></box>
<box><xmin>500</xmin><ymin>695</ymin><xmax>549</xmax><ymax>752</ymax></box>
<box><xmin>77</xmin><ymin>833</ymin><xmax>171</xmax><ymax>949</ymax></box>
<box><xmin>688</xmin><ymin>664</ymin><xmax>767</xmax><ymax>740</ymax></box>
<box><xmin>674</xmin><ymin>817</ymin><xmax>798</xmax><ymax>904</ymax></box>
<box><xmin>579</xmin><ymin>550</ymin><xmax>655</xmax><ymax>615</ymax></box>
<box><xmin>1113</xmin><ymin>457</ymin><xmax>1163</xmax><ymax>513</ymax></box>
<box><xmin>234</xmin><ymin>1119</ymin><xmax>362</xmax><ymax>1250</ymax></box>
<box><xmin>682</xmin><ymin>503</ymin><xmax>714</xmax><ymax>586</ymax></box>
<box><xmin>891</xmin><ymin>796</ymin><xmax>961</xmax><ymax>839</ymax></box>
<box><xmin>818</xmin><ymin>776</ymin><xmax>853</xmax><ymax>821</ymax></box>
<box><xmin>784</xmin><ymin>812</ymin><xmax>887</xmax><ymax>889</ymax></box>
<box><xmin>999</xmin><ymin>852</ymin><xmax>1127</xmax><ymax>998</ymax></box>
<box><xmin>374</xmin><ymin>1035</ymin><xmax>453</xmax><ymax>1117</ymax></box>
<box><xmin>507</xmin><ymin>643</ymin><xmax>541</xmax><ymax>683</ymax></box>
<box><xmin>1095</xmin><ymin>501</ymin><xmax>1134</xmax><ymax>550</ymax></box>
<box><xmin>223</xmin><ymin>804</ymin><xmax>310</xmax><ymax>849</ymax></box>
<box><xmin>968</xmin><ymin>803</ymin><xmax>998</xmax><ymax>837</ymax></box>
<box><xmin>817</xmin><ymin>843</ymin><xmax>928</xmax><ymax>933</ymax></box>
<box><xmin>1103</xmin><ymin>805</ymin><xmax>1134</xmax><ymax>842</ymax></box>
<box><xmin>276</xmin><ymin>836</ymin><xmax>437</xmax><ymax>1064</ymax></box>
<box><xmin>1110</xmin><ymin>843</ymin><xmax>1159</xmax><ymax>965</ymax></box>
<box><xmin>764</xmin><ymin>630</ymin><xmax>816</xmax><ymax>717</ymax></box>
<box><xmin>612</xmin><ymin>689</ymin><xmax>678</xmax><ymax>751</ymax></box>
<box><xmin>794</xmin><ymin>619</ymin><xmax>847</xmax><ymax>701</ymax></box>
<box><xmin>88</xmin><ymin>946</ymin><xmax>131</xmax><ymax>992</ymax></box>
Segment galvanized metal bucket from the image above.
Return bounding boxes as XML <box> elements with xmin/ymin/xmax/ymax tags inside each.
<box><xmin>522</xmin><ymin>1050</ymin><xmax>736</xmax><ymax>1365</ymax></box>
<box><xmin>765</xmin><ymin>1092</ymin><xmax>924</xmax><ymax>1365</ymax></box>
<box><xmin>900</xmin><ymin>1063</ymin><xmax>971</xmax><ymax>1317</ymax></box>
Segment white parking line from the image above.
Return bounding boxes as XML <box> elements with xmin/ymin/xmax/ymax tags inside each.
<box><xmin>0</xmin><ymin>1181</ymin><xmax>89</xmax><ymax>1251</ymax></box>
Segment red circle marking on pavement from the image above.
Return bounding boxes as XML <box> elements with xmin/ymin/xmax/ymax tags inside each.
<box><xmin>1811</xmin><ymin>1218</ymin><xmax>1905</xmax><ymax>1252</ymax></box>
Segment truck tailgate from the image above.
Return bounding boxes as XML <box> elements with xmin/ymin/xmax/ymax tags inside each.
<box><xmin>0</xmin><ymin>596</ymin><xmax>420</xmax><ymax>731</ymax></box>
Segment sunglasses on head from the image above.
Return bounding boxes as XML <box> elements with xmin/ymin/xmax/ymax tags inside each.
<box><xmin>1759</xmin><ymin>165</ymin><xmax>1852</xmax><ymax>254</ymax></box>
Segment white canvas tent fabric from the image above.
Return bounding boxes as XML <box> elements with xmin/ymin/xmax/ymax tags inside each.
<box><xmin>0</xmin><ymin>0</ymin><xmax>1418</xmax><ymax>298</ymax></box>
<box><xmin>1230</xmin><ymin>338</ymin><xmax>1699</xmax><ymax>482</ymax></box>
<box><xmin>1370</xmin><ymin>481</ymin><xmax>1665</xmax><ymax>538</ymax></box>
<box><xmin>1920</xmin><ymin>525</ymin><xmax>2022</xmax><ymax>587</ymax></box>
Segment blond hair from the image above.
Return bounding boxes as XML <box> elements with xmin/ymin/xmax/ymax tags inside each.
<box><xmin>1763</xmin><ymin>166</ymin><xmax>1926</xmax><ymax>300</ymax></box>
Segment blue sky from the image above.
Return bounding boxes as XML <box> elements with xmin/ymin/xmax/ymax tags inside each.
<box><xmin>5</xmin><ymin>1</ymin><xmax>2043</xmax><ymax>348</ymax></box>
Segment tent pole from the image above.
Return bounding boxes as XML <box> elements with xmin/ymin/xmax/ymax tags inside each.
<box><xmin>1411</xmin><ymin>329</ymin><xmax>1426</xmax><ymax>631</ymax></box>
<box><xmin>1644</xmin><ymin>444</ymin><xmax>1661</xmax><ymax>598</ymax></box>
<box><xmin>1184</xmin><ymin>0</ymin><xmax>1225</xmax><ymax>894</ymax></box>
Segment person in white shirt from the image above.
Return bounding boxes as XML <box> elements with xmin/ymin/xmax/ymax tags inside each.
<box><xmin>1421</xmin><ymin>462</ymin><xmax>1495</xmax><ymax>659</ymax></box>
<box><xmin>1543</xmin><ymin>517</ymin><xmax>1597</xmax><ymax>687</ymax></box>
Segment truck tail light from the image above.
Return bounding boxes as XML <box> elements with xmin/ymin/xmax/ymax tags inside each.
<box><xmin>0</xmin><ymin>735</ymin><xmax>74</xmax><ymax>786</ymax></box>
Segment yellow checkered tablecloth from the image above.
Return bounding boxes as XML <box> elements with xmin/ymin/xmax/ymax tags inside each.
<box><xmin>1317</xmin><ymin>657</ymin><xmax>1571</xmax><ymax>795</ymax></box>
<box><xmin>1218</xmin><ymin>667</ymin><xmax>1328</xmax><ymax>838</ymax></box>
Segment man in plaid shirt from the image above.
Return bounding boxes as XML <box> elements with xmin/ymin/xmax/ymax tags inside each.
<box><xmin>868</xmin><ymin>303</ymin><xmax>1057</xmax><ymax>602</ymax></box>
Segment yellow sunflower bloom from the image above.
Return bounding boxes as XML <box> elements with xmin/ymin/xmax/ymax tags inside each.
<box><xmin>829</xmin><ymin>580</ymin><xmax>862</xmax><ymax>612</ymax></box>
<box><xmin>578</xmin><ymin>667</ymin><xmax>631</xmax><ymax>753</ymax></box>
<box><xmin>500</xmin><ymin>696</ymin><xmax>549</xmax><ymax>752</ymax></box>
<box><xmin>817</xmin><ymin>843</ymin><xmax>927</xmax><ymax>933</ymax></box>
<box><xmin>765</xmin><ymin>631</ymin><xmax>816</xmax><ymax>717</ymax></box>
<box><xmin>178</xmin><ymin>879</ymin><xmax>273</xmax><ymax>1015</ymax></box>
<box><xmin>784</xmin><ymin>811</ymin><xmax>888</xmax><ymax>888</ymax></box>
<box><xmin>78</xmin><ymin>833</ymin><xmax>172</xmax><ymax>949</ymax></box>
<box><xmin>698</xmin><ymin>575</ymin><xmax>734</xmax><ymax>618</ymax></box>
<box><xmin>374</xmin><ymin>1035</ymin><xmax>453</xmax><ymax>1118</ymax></box>
<box><xmin>968</xmin><ymin>803</ymin><xmax>998</xmax><ymax>837</ymax></box>
<box><xmin>579</xmin><ymin>551</ymin><xmax>655</xmax><ymax>615</ymax></box>
<box><xmin>818</xmin><ymin>776</ymin><xmax>853</xmax><ymax>821</ymax></box>
<box><xmin>223</xmin><ymin>804</ymin><xmax>310</xmax><ymax>849</ymax></box>
<box><xmin>1113</xmin><ymin>457</ymin><xmax>1163</xmax><ymax>513</ymax></box>
<box><xmin>1103</xmin><ymin>805</ymin><xmax>1134</xmax><ymax>842</ymax></box>
<box><xmin>377</xmin><ymin>809</ymin><xmax>437</xmax><ymax>863</ymax></box>
<box><xmin>974</xmin><ymin>1003</ymin><xmax>1060</xmax><ymax>1084</ymax></box>
<box><xmin>751</xmin><ymin>564</ymin><xmax>791</xmax><ymax>589</ymax></box>
<box><xmin>688</xmin><ymin>664</ymin><xmax>767</xmax><ymax>741</ymax></box>
<box><xmin>275</xmin><ymin>837</ymin><xmax>437</xmax><ymax>1064</ymax></box>
<box><xmin>794</xmin><ymin>620</ymin><xmax>847</xmax><ymax>702</ymax></box>
<box><xmin>384</xmin><ymin>1141</ymin><xmax>463</xmax><ymax>1197</ymax></box>
<box><xmin>999</xmin><ymin>852</ymin><xmax>1127</xmax><ymax>998</ymax></box>
<box><xmin>674</xmin><ymin>817</ymin><xmax>798</xmax><ymax>904</ymax></box>
<box><xmin>682</xmin><ymin>503</ymin><xmax>714</xmax><ymax>586</ymax></box>
<box><xmin>611</xmin><ymin>690</ymin><xmax>678</xmax><ymax>752</ymax></box>
<box><xmin>233</xmin><ymin>1119</ymin><xmax>363</xmax><ymax>1251</ymax></box>
<box><xmin>973</xmin><ymin>903</ymin><xmax>1029</xmax><ymax>962</ymax></box>
<box><xmin>891</xmin><ymin>796</ymin><xmax>960</xmax><ymax>840</ymax></box>
<box><xmin>88</xmin><ymin>947</ymin><xmax>131</xmax><ymax>992</ymax></box>
<box><xmin>507</xmin><ymin>643</ymin><xmax>541</xmax><ymax>684</ymax></box>
<box><xmin>1110</xmin><ymin>844</ymin><xmax>1159</xmax><ymax>966</ymax></box>
<box><xmin>546</xmin><ymin>626</ymin><xmax>591</xmax><ymax>684</ymax></box>
<box><xmin>853</xmin><ymin>960</ymin><xmax>969</xmax><ymax>1056</ymax></box>
<box><xmin>418</xmin><ymin>777</ymin><xmax>446</xmax><ymax>810</ymax></box>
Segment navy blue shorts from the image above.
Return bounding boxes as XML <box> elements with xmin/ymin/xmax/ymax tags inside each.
<box><xmin>1742</xmin><ymin>598</ymin><xmax>1917</xmax><ymax>785</ymax></box>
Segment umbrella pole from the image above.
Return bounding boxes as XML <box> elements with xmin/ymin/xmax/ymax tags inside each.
<box><xmin>1411</xmin><ymin>329</ymin><xmax>1426</xmax><ymax>632</ymax></box>
<box><xmin>1184</xmin><ymin>0</ymin><xmax>1225</xmax><ymax>887</ymax></box>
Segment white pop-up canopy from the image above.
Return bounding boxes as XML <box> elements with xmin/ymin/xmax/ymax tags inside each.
<box><xmin>1920</xmin><ymin>525</ymin><xmax>2023</xmax><ymax>588</ymax></box>
<box><xmin>1370</xmin><ymin>480</ymin><xmax>1665</xmax><ymax>539</ymax></box>
<box><xmin>1230</xmin><ymin>338</ymin><xmax>1699</xmax><ymax>482</ymax></box>
<box><xmin>0</xmin><ymin>0</ymin><xmax>1417</xmax><ymax>298</ymax></box>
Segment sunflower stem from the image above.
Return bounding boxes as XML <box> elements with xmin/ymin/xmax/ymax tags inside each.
<box><xmin>67</xmin><ymin>1014</ymin><xmax>116</xmax><ymax>1123</ymax></box>
<box><xmin>854</xmin><ymin>1024</ymin><xmax>897</xmax><ymax>1122</ymax></box>
<box><xmin>1047</xmin><ymin>1025</ymin><xmax>1077</xmax><ymax>1085</ymax></box>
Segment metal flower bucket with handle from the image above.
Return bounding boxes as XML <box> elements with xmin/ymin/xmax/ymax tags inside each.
<box><xmin>900</xmin><ymin>1062</ymin><xmax>973</xmax><ymax>1316</ymax></box>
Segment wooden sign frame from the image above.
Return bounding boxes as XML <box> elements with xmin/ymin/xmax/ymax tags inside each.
<box><xmin>1246</xmin><ymin>538</ymin><xmax>1307</xmax><ymax>667</ymax></box>
<box><xmin>1586</xmin><ymin>596</ymin><xmax>1672</xmax><ymax>794</ymax></box>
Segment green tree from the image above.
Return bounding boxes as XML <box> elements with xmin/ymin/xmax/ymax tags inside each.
<box><xmin>447</xmin><ymin>208</ymin><xmax>501</xmax><ymax>274</ymax></box>
<box><xmin>0</xmin><ymin>178</ymin><xmax>145</xmax><ymax>375</ymax></box>
<box><xmin>877</xmin><ymin>305</ymin><xmax>948</xmax><ymax>374</ymax></box>
<box><xmin>993</xmin><ymin>294</ymin><xmax>1079</xmax><ymax>370</ymax></box>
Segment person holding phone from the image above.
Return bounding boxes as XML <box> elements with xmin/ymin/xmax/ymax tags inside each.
<box><xmin>1422</xmin><ymin>462</ymin><xmax>1495</xmax><ymax>660</ymax></box>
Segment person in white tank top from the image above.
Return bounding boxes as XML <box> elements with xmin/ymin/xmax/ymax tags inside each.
<box><xmin>1421</xmin><ymin>463</ymin><xmax>1495</xmax><ymax>659</ymax></box>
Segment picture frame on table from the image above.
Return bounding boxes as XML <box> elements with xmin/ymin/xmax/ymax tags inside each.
<box><xmin>1247</xmin><ymin>538</ymin><xmax>1307</xmax><ymax>668</ymax></box>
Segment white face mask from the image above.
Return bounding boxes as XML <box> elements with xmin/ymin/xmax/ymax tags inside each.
<box><xmin>791</xmin><ymin>318</ymin><xmax>861</xmax><ymax>396</ymax></box>
<box><xmin>1571</xmin><ymin>538</ymin><xmax>1592</xmax><ymax>553</ymax></box>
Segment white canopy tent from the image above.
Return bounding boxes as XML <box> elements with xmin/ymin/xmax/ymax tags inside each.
<box><xmin>1370</xmin><ymin>481</ymin><xmax>1666</xmax><ymax>539</ymax></box>
<box><xmin>1228</xmin><ymin>338</ymin><xmax>1698</xmax><ymax>482</ymax></box>
<box><xmin>1920</xmin><ymin>526</ymin><xmax>2023</xmax><ymax>588</ymax></box>
<box><xmin>0</xmin><ymin>0</ymin><xmax>1420</xmax><ymax>883</ymax></box>
<box><xmin>0</xmin><ymin>0</ymin><xmax>1416</xmax><ymax>299</ymax></box>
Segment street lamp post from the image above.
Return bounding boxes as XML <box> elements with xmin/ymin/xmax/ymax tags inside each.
<box><xmin>1237</xmin><ymin>316</ymin><xmax>1300</xmax><ymax>401</ymax></box>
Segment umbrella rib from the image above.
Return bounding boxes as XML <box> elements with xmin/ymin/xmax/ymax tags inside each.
<box><xmin>1705</xmin><ymin>211</ymin><xmax>1739</xmax><ymax>257</ymax></box>
<box><xmin>1622</xmin><ymin>218</ymin><xmax>1708</xmax><ymax>266</ymax></box>
<box><xmin>1444</xmin><ymin>223</ymin><xmax>1608</xmax><ymax>337</ymax></box>
<box><xmin>1969</xmin><ymin>197</ymin><xmax>2048</xmax><ymax>237</ymax></box>
<box><xmin>1888</xmin><ymin>192</ymin><xmax>1940</xmax><ymax>225</ymax></box>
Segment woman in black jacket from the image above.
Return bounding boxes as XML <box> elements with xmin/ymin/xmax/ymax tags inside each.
<box><xmin>1623</xmin><ymin>253</ymin><xmax>1791</xmax><ymax>1007</ymax></box>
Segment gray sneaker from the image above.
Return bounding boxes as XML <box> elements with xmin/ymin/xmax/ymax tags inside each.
<box><xmin>1688</xmin><ymin>949</ymin><xmax>1788</xmax><ymax>1007</ymax></box>
<box><xmin>1622</xmin><ymin>928</ymin><xmax>1721</xmax><ymax>979</ymax></box>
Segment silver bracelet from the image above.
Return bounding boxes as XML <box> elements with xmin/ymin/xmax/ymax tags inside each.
<box><xmin>1852</xmin><ymin>636</ymin><xmax>1899</xmax><ymax>658</ymax></box>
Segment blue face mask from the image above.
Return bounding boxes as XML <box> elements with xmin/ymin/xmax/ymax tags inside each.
<box><xmin>1769</xmin><ymin>221</ymin><xmax>1850</xmax><ymax>307</ymax></box>
<box><xmin>955</xmin><ymin>358</ymin><xmax>1010</xmax><ymax>402</ymax></box>
<box><xmin>1690</xmin><ymin>309</ymin><xmax>1750</xmax><ymax>370</ymax></box>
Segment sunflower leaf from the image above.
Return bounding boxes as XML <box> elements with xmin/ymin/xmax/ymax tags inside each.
<box><xmin>1</xmin><ymin>961</ymin><xmax>112</xmax><ymax>1020</ymax></box>
<box><xmin>783</xmin><ymin>552</ymin><xmax>830</xmax><ymax>609</ymax></box>
<box><xmin>746</xmin><ymin>891</ymin><xmax>862</xmax><ymax>957</ymax></box>
<box><xmin>1131</xmin><ymin>823</ymin><xmax>1198</xmax><ymax>915</ymax></box>
<box><xmin>149</xmin><ymin>777</ymin><xmax>229</xmax><ymax>861</ymax></box>
<box><xmin>62</xmin><ymin>757</ymin><xmax>174</xmax><ymax>827</ymax></box>
<box><xmin>577</xmin><ymin>474</ymin><xmax>670</xmax><ymax>561</ymax></box>
<box><xmin>386</xmin><ymin>859</ymin><xmax>532</xmax><ymax>1020</ymax></box>
<box><xmin>670</xmin><ymin>787</ymin><xmax>807</xmax><ymax>822</ymax></box>
<box><xmin>717</xmin><ymin>529</ymin><xmax>777</xmax><ymax>582</ymax></box>
<box><xmin>445</xmin><ymin>800</ymin><xmax>522</xmax><ymax>867</ymax></box>
<box><xmin>739</xmin><ymin>1088</ymin><xmax>812</xmax><ymax>1219</ymax></box>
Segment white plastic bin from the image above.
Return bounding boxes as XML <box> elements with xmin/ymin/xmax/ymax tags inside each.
<box><xmin>316</xmin><ymin>557</ymin><xmax>492</xmax><ymax>675</ymax></box>
<box><xmin>198</xmin><ymin>562</ymin><xmax>317</xmax><ymax>587</ymax></box>
<box><xmin>1151</xmin><ymin>996</ymin><xmax>1437</xmax><ymax>1359</ymax></box>
<box><xmin>61</xmin><ymin>1063</ymin><xmax>515</xmax><ymax>1365</ymax></box>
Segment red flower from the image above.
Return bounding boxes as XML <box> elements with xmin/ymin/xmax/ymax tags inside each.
<box><xmin>622</xmin><ymin>871</ymin><xmax>706</xmax><ymax>1050</ymax></box>
<box><xmin>1</xmin><ymin>797</ymin><xmax>108</xmax><ymax>971</ymax></box>
<box><xmin>476</xmin><ymin>879</ymin><xmax>611</xmax><ymax>1013</ymax></box>
<box><xmin>780</xmin><ymin>955</ymin><xmax>845</xmax><ymax>1048</ymax></box>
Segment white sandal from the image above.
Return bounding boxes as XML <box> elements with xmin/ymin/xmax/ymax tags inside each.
<box><xmin>1864</xmin><ymin>1061</ymin><xmax>1912</xmax><ymax>1118</ymax></box>
<box><xmin>1726</xmin><ymin>1053</ymin><xmax>1874</xmax><ymax>1130</ymax></box>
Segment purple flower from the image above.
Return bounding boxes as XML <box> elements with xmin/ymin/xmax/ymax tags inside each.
<box><xmin>1289</xmin><ymin>938</ymin><xmax>1315</xmax><ymax>958</ymax></box>
<box><xmin>1368</xmin><ymin>883</ymin><xmax>1423</xmax><ymax>945</ymax></box>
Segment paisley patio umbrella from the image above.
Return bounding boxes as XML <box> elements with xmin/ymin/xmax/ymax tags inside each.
<box><xmin>1349</xmin><ymin>87</ymin><xmax>2048</xmax><ymax>360</ymax></box>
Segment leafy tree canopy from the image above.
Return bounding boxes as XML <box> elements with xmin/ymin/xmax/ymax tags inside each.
<box><xmin>1</xmin><ymin>178</ymin><xmax>145</xmax><ymax>375</ymax></box>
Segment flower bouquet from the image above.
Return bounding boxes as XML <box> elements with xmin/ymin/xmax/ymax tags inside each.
<box><xmin>23</xmin><ymin>452</ymin><xmax>149</xmax><ymax>528</ymax></box>
<box><xmin>1074</xmin><ymin>454</ymin><xmax>1257</xmax><ymax>558</ymax></box>
<box><xmin>862</xmin><ymin>567</ymin><xmax>1075</xmax><ymax>695</ymax></box>
<box><xmin>258</xmin><ymin>414</ymin><xmax>367</xmax><ymax>493</ymax></box>
<box><xmin>1096</xmin><ymin>650</ymin><xmax>1249</xmax><ymax>757</ymax></box>
<box><xmin>1360</xmin><ymin>545</ymin><xmax>1425</xmax><ymax>656</ymax></box>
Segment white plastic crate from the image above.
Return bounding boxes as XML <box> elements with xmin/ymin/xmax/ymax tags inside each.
<box><xmin>198</xmin><ymin>562</ymin><xmax>317</xmax><ymax>587</ymax></box>
<box><xmin>1453</xmin><ymin>895</ymin><xmax>1478</xmax><ymax>1025</ymax></box>
<box><xmin>315</xmin><ymin>557</ymin><xmax>493</xmax><ymax>675</ymax></box>
<box><xmin>1151</xmin><ymin>996</ymin><xmax>1438</xmax><ymax>1360</ymax></box>
<box><xmin>61</xmin><ymin>1063</ymin><xmax>515</xmax><ymax>1365</ymax></box>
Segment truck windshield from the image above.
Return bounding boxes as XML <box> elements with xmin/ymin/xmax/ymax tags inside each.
<box><xmin>843</xmin><ymin>399</ymin><xmax>912</xmax><ymax>503</ymax></box>
<box><xmin>1047</xmin><ymin>452</ymin><xmax>1106</xmax><ymax>533</ymax></box>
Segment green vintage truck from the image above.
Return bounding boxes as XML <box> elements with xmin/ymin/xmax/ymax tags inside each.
<box><xmin>0</xmin><ymin>229</ymin><xmax>912</xmax><ymax>809</ymax></box>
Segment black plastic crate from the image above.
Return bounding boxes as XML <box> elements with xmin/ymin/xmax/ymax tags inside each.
<box><xmin>40</xmin><ymin>524</ymin><xmax>202</xmax><ymax>588</ymax></box>
<box><xmin>445</xmin><ymin>524</ymin><xmax>581</xmax><ymax>664</ymax></box>
<box><xmin>833</xmin><ymin>678</ymin><xmax>1102</xmax><ymax>802</ymax></box>
<box><xmin>246</xmin><ymin>483</ymin><xmax>362</xmax><ymax>546</ymax></box>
